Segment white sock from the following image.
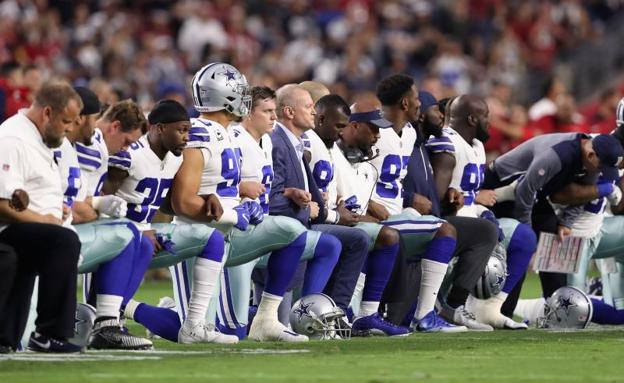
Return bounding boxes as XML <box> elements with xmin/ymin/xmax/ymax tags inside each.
<box><xmin>349</xmin><ymin>272</ymin><xmax>366</xmax><ymax>317</ymax></box>
<box><xmin>514</xmin><ymin>297</ymin><xmax>546</xmax><ymax>323</ymax></box>
<box><xmin>124</xmin><ymin>299</ymin><xmax>140</xmax><ymax>320</ymax></box>
<box><xmin>359</xmin><ymin>301</ymin><xmax>379</xmax><ymax>317</ymax></box>
<box><xmin>255</xmin><ymin>292</ymin><xmax>283</xmax><ymax>323</ymax></box>
<box><xmin>186</xmin><ymin>258</ymin><xmax>222</xmax><ymax>323</ymax></box>
<box><xmin>415</xmin><ymin>260</ymin><xmax>448</xmax><ymax>320</ymax></box>
<box><xmin>96</xmin><ymin>294</ymin><xmax>123</xmax><ymax>320</ymax></box>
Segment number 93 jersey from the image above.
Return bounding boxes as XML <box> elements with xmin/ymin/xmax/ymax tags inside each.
<box><xmin>230</xmin><ymin>124</ymin><xmax>274</xmax><ymax>214</ymax></box>
<box><xmin>110</xmin><ymin>135</ymin><xmax>182</xmax><ymax>230</ymax></box>
<box><xmin>370</xmin><ymin>123</ymin><xmax>417</xmax><ymax>215</ymax></box>
<box><xmin>187</xmin><ymin>117</ymin><xmax>242</xmax><ymax>210</ymax></box>
<box><xmin>426</xmin><ymin>127</ymin><xmax>485</xmax><ymax>217</ymax></box>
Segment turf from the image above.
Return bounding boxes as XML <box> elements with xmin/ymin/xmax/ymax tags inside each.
<box><xmin>2</xmin><ymin>274</ymin><xmax>623</xmax><ymax>383</ymax></box>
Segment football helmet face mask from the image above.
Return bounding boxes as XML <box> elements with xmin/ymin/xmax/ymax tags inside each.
<box><xmin>537</xmin><ymin>286</ymin><xmax>593</xmax><ymax>329</ymax></box>
<box><xmin>290</xmin><ymin>293</ymin><xmax>351</xmax><ymax>340</ymax></box>
<box><xmin>191</xmin><ymin>62</ymin><xmax>252</xmax><ymax>117</ymax></box>
<box><xmin>68</xmin><ymin>303</ymin><xmax>96</xmax><ymax>347</ymax></box>
<box><xmin>472</xmin><ymin>243</ymin><xmax>507</xmax><ymax>299</ymax></box>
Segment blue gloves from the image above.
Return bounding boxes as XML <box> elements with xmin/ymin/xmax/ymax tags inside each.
<box><xmin>343</xmin><ymin>196</ymin><xmax>361</xmax><ymax>213</ymax></box>
<box><xmin>233</xmin><ymin>204</ymin><xmax>251</xmax><ymax>231</ymax></box>
<box><xmin>597</xmin><ymin>182</ymin><xmax>615</xmax><ymax>198</ymax></box>
<box><xmin>155</xmin><ymin>233</ymin><xmax>177</xmax><ymax>255</ymax></box>
<box><xmin>480</xmin><ymin>209</ymin><xmax>505</xmax><ymax>242</ymax></box>
<box><xmin>243</xmin><ymin>200</ymin><xmax>265</xmax><ymax>225</ymax></box>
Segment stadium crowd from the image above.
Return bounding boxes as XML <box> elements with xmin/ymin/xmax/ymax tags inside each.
<box><xmin>1</xmin><ymin>0</ymin><xmax>624</xmax><ymax>354</ymax></box>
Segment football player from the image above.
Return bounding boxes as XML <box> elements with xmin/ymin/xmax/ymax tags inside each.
<box><xmin>427</xmin><ymin>94</ymin><xmax>534</xmax><ymax>329</ymax></box>
<box><xmin>218</xmin><ymin>86</ymin><xmax>341</xmax><ymax>337</ymax></box>
<box><xmin>54</xmin><ymin>87</ymin><xmax>153</xmax><ymax>349</ymax></box>
<box><xmin>102</xmin><ymin>100</ymin><xmax>238</xmax><ymax>344</ymax></box>
<box><xmin>171</xmin><ymin>63</ymin><xmax>309</xmax><ymax>342</ymax></box>
<box><xmin>367</xmin><ymin>76</ymin><xmax>463</xmax><ymax>332</ymax></box>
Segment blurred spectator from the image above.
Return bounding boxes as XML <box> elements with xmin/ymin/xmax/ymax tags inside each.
<box><xmin>528</xmin><ymin>75</ymin><xmax>567</xmax><ymax>121</ymax></box>
<box><xmin>583</xmin><ymin>87</ymin><xmax>621</xmax><ymax>134</ymax></box>
<box><xmin>484</xmin><ymin>79</ymin><xmax>527</xmax><ymax>159</ymax></box>
<box><xmin>0</xmin><ymin>62</ymin><xmax>29</xmax><ymax>122</ymax></box>
<box><xmin>525</xmin><ymin>93</ymin><xmax>589</xmax><ymax>139</ymax></box>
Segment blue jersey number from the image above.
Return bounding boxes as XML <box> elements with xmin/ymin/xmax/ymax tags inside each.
<box><xmin>259</xmin><ymin>165</ymin><xmax>274</xmax><ymax>214</ymax></box>
<box><xmin>217</xmin><ymin>148</ymin><xmax>242</xmax><ymax>197</ymax></box>
<box><xmin>312</xmin><ymin>160</ymin><xmax>334</xmax><ymax>192</ymax></box>
<box><xmin>126</xmin><ymin>177</ymin><xmax>173</xmax><ymax>223</ymax></box>
<box><xmin>459</xmin><ymin>163</ymin><xmax>485</xmax><ymax>205</ymax></box>
<box><xmin>376</xmin><ymin>155</ymin><xmax>407</xmax><ymax>199</ymax></box>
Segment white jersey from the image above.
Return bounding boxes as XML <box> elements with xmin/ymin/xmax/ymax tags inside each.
<box><xmin>75</xmin><ymin>128</ymin><xmax>109</xmax><ymax>196</ymax></box>
<box><xmin>231</xmin><ymin>124</ymin><xmax>274</xmax><ymax>214</ymax></box>
<box><xmin>0</xmin><ymin>110</ymin><xmax>63</xmax><ymax>231</ymax></box>
<box><xmin>303</xmin><ymin>130</ymin><xmax>338</xmax><ymax>205</ymax></box>
<box><xmin>186</xmin><ymin>117</ymin><xmax>242</xmax><ymax>211</ymax></box>
<box><xmin>370</xmin><ymin>122</ymin><xmax>417</xmax><ymax>215</ymax></box>
<box><xmin>332</xmin><ymin>145</ymin><xmax>377</xmax><ymax>215</ymax></box>
<box><xmin>426</xmin><ymin>127</ymin><xmax>486</xmax><ymax>218</ymax></box>
<box><xmin>110</xmin><ymin>134</ymin><xmax>182</xmax><ymax>230</ymax></box>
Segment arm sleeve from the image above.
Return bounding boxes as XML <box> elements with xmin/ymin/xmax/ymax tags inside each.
<box><xmin>0</xmin><ymin>138</ymin><xmax>26</xmax><ymax>199</ymax></box>
<box><xmin>425</xmin><ymin>135</ymin><xmax>456</xmax><ymax>154</ymax></box>
<box><xmin>109</xmin><ymin>149</ymin><xmax>132</xmax><ymax>175</ymax></box>
<box><xmin>514</xmin><ymin>149</ymin><xmax>562</xmax><ymax>224</ymax></box>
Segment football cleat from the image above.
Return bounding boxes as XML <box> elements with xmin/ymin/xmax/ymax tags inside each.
<box><xmin>439</xmin><ymin>304</ymin><xmax>493</xmax><ymax>331</ymax></box>
<box><xmin>88</xmin><ymin>319</ymin><xmax>153</xmax><ymax>350</ymax></box>
<box><xmin>0</xmin><ymin>344</ymin><xmax>12</xmax><ymax>354</ymax></box>
<box><xmin>28</xmin><ymin>332</ymin><xmax>82</xmax><ymax>353</ymax></box>
<box><xmin>411</xmin><ymin>310</ymin><xmax>468</xmax><ymax>333</ymax></box>
<box><xmin>352</xmin><ymin>313</ymin><xmax>409</xmax><ymax>337</ymax></box>
<box><xmin>178</xmin><ymin>320</ymin><xmax>239</xmax><ymax>344</ymax></box>
<box><xmin>249</xmin><ymin>318</ymin><xmax>309</xmax><ymax>342</ymax></box>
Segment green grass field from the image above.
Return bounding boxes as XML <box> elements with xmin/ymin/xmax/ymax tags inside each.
<box><xmin>2</xmin><ymin>273</ymin><xmax>624</xmax><ymax>383</ymax></box>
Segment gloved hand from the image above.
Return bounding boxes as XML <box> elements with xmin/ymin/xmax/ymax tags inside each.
<box><xmin>232</xmin><ymin>204</ymin><xmax>251</xmax><ymax>231</ymax></box>
<box><xmin>343</xmin><ymin>196</ymin><xmax>361</xmax><ymax>213</ymax></box>
<box><xmin>598</xmin><ymin>182</ymin><xmax>622</xmax><ymax>206</ymax></box>
<box><xmin>480</xmin><ymin>209</ymin><xmax>505</xmax><ymax>242</ymax></box>
<box><xmin>243</xmin><ymin>200</ymin><xmax>264</xmax><ymax>225</ymax></box>
<box><xmin>92</xmin><ymin>195</ymin><xmax>128</xmax><ymax>217</ymax></box>
<box><xmin>154</xmin><ymin>233</ymin><xmax>176</xmax><ymax>255</ymax></box>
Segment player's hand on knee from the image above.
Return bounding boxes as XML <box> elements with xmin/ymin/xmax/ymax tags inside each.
<box><xmin>233</xmin><ymin>204</ymin><xmax>251</xmax><ymax>231</ymax></box>
<box><xmin>243</xmin><ymin>200</ymin><xmax>264</xmax><ymax>225</ymax></box>
<box><xmin>92</xmin><ymin>195</ymin><xmax>128</xmax><ymax>218</ymax></box>
<box><xmin>202</xmin><ymin>194</ymin><xmax>224</xmax><ymax>222</ymax></box>
<box><xmin>143</xmin><ymin>230</ymin><xmax>162</xmax><ymax>254</ymax></box>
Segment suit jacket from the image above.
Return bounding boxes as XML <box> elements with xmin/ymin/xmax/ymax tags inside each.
<box><xmin>269</xmin><ymin>125</ymin><xmax>327</xmax><ymax>227</ymax></box>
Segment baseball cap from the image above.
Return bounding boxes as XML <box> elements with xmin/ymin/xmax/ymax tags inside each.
<box><xmin>148</xmin><ymin>99</ymin><xmax>190</xmax><ymax>125</ymax></box>
<box><xmin>348</xmin><ymin>109</ymin><xmax>393</xmax><ymax>129</ymax></box>
<box><xmin>419</xmin><ymin>91</ymin><xmax>438</xmax><ymax>112</ymax></box>
<box><xmin>592</xmin><ymin>134</ymin><xmax>624</xmax><ymax>181</ymax></box>
<box><xmin>74</xmin><ymin>86</ymin><xmax>101</xmax><ymax>115</ymax></box>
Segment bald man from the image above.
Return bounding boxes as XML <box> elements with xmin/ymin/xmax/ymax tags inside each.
<box><xmin>427</xmin><ymin>94</ymin><xmax>534</xmax><ymax>329</ymax></box>
<box><xmin>299</xmin><ymin>81</ymin><xmax>330</xmax><ymax>104</ymax></box>
<box><xmin>270</xmin><ymin>85</ymin><xmax>374</xmax><ymax>333</ymax></box>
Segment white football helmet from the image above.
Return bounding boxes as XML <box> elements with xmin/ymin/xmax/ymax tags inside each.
<box><xmin>537</xmin><ymin>286</ymin><xmax>593</xmax><ymax>329</ymax></box>
<box><xmin>68</xmin><ymin>303</ymin><xmax>96</xmax><ymax>347</ymax></box>
<box><xmin>617</xmin><ymin>96</ymin><xmax>624</xmax><ymax>127</ymax></box>
<box><xmin>472</xmin><ymin>243</ymin><xmax>508</xmax><ymax>299</ymax></box>
<box><xmin>290</xmin><ymin>293</ymin><xmax>350</xmax><ymax>340</ymax></box>
<box><xmin>191</xmin><ymin>62</ymin><xmax>251</xmax><ymax>117</ymax></box>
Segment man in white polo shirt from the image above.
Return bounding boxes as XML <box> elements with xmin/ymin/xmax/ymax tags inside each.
<box><xmin>0</xmin><ymin>82</ymin><xmax>84</xmax><ymax>353</ymax></box>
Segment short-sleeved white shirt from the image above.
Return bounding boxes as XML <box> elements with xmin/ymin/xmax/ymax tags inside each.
<box><xmin>0</xmin><ymin>110</ymin><xmax>63</xmax><ymax>231</ymax></box>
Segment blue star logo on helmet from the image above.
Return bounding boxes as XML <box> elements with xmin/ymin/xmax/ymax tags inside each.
<box><xmin>217</xmin><ymin>66</ymin><xmax>240</xmax><ymax>92</ymax></box>
<box><xmin>495</xmin><ymin>275</ymin><xmax>505</xmax><ymax>288</ymax></box>
<box><xmin>293</xmin><ymin>301</ymin><xmax>313</xmax><ymax>320</ymax></box>
<box><xmin>558</xmin><ymin>296</ymin><xmax>575</xmax><ymax>312</ymax></box>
